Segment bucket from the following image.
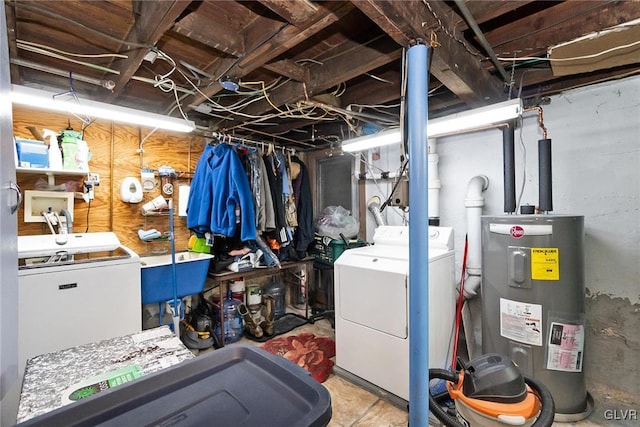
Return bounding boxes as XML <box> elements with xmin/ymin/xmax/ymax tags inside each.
<box><xmin>230</xmin><ymin>278</ymin><xmax>245</xmax><ymax>303</ymax></box>
<box><xmin>246</xmin><ymin>284</ymin><xmax>262</xmax><ymax>309</ymax></box>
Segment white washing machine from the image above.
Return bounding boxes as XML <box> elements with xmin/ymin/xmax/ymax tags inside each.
<box><xmin>334</xmin><ymin>225</ymin><xmax>455</xmax><ymax>402</ymax></box>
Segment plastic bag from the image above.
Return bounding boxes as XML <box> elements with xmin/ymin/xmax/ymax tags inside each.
<box><xmin>315</xmin><ymin>206</ymin><xmax>359</xmax><ymax>240</ymax></box>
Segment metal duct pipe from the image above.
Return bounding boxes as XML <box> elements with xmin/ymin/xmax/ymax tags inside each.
<box><xmin>10</xmin><ymin>58</ymin><xmax>115</xmax><ymax>90</ymax></box>
<box><xmin>502</xmin><ymin>121</ymin><xmax>516</xmax><ymax>213</ymax></box>
<box><xmin>453</xmin><ymin>0</ymin><xmax>510</xmax><ymax>83</ymax></box>
<box><xmin>366</xmin><ymin>196</ymin><xmax>386</xmax><ymax>227</ymax></box>
<box><xmin>407</xmin><ymin>42</ymin><xmax>430</xmax><ymax>427</ymax></box>
<box><xmin>14</xmin><ymin>43</ymin><xmax>194</xmax><ymax>95</ymax></box>
<box><xmin>538</xmin><ymin>138</ymin><xmax>553</xmax><ymax>213</ymax></box>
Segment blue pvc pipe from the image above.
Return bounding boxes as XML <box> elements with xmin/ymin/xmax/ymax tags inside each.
<box><xmin>169</xmin><ymin>198</ymin><xmax>179</xmax><ymax>333</ymax></box>
<box><xmin>408</xmin><ymin>43</ymin><xmax>430</xmax><ymax>427</ymax></box>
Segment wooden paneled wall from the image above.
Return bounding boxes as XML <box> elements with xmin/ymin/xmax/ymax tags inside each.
<box><xmin>13</xmin><ymin>106</ymin><xmax>205</xmax><ymax>255</ymax></box>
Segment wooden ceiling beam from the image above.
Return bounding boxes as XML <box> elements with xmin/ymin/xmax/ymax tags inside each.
<box><xmin>263</xmin><ymin>59</ymin><xmax>309</xmax><ymax>82</ymax></box>
<box><xmin>484</xmin><ymin>0</ymin><xmax>640</xmax><ymax>57</ymax></box>
<box><xmin>172</xmin><ymin>9</ymin><xmax>245</xmax><ymax>57</ymax></box>
<box><xmin>354</xmin><ymin>0</ymin><xmax>504</xmax><ymax>106</ymax></box>
<box><xmin>4</xmin><ymin>2</ymin><xmax>21</xmax><ymax>84</ymax></box>
<box><xmin>340</xmin><ymin>70</ymin><xmax>401</xmax><ymax>107</ymax></box>
<box><xmin>182</xmin><ymin>2</ymin><xmax>354</xmax><ymax>109</ymax></box>
<box><xmin>234</xmin><ymin>2</ymin><xmax>354</xmax><ymax>71</ymax></box>
<box><xmin>105</xmin><ymin>0</ymin><xmax>191</xmax><ymax>102</ymax></box>
<box><xmin>258</xmin><ymin>0</ymin><xmax>318</xmax><ymax>26</ymax></box>
<box><xmin>309</xmin><ymin>38</ymin><xmax>401</xmax><ymax>90</ymax></box>
<box><xmin>517</xmin><ymin>65</ymin><xmax>640</xmax><ymax>101</ymax></box>
<box><xmin>236</xmin><ymin>38</ymin><xmax>401</xmax><ymax>119</ymax></box>
<box><xmin>460</xmin><ymin>0</ymin><xmax>537</xmax><ymax>26</ymax></box>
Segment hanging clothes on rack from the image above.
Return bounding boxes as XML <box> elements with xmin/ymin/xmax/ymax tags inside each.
<box><xmin>289</xmin><ymin>155</ymin><xmax>314</xmax><ymax>260</ymax></box>
<box><xmin>187</xmin><ymin>143</ymin><xmax>256</xmax><ymax>242</ymax></box>
<box><xmin>263</xmin><ymin>152</ymin><xmax>287</xmax><ymax>244</ymax></box>
<box><xmin>259</xmin><ymin>155</ymin><xmax>276</xmax><ymax>232</ymax></box>
<box><xmin>284</xmin><ymin>152</ymin><xmax>298</xmax><ymax>228</ymax></box>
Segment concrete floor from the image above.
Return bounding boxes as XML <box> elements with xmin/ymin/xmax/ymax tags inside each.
<box><xmin>200</xmin><ymin>315</ymin><xmax>635</xmax><ymax>427</ymax></box>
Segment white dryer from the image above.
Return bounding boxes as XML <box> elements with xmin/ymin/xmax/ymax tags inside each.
<box><xmin>334</xmin><ymin>225</ymin><xmax>455</xmax><ymax>402</ymax></box>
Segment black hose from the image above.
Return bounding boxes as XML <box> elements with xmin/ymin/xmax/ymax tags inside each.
<box><xmin>525</xmin><ymin>376</ymin><xmax>556</xmax><ymax>427</ymax></box>
<box><xmin>428</xmin><ymin>368</ymin><xmax>463</xmax><ymax>427</ymax></box>
<box><xmin>428</xmin><ymin>369</ymin><xmax>556</xmax><ymax>427</ymax></box>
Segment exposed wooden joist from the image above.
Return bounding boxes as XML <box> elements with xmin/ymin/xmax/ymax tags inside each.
<box><xmin>235</xmin><ymin>2</ymin><xmax>354</xmax><ymax>72</ymax></box>
<box><xmin>518</xmin><ymin>64</ymin><xmax>640</xmax><ymax>100</ymax></box>
<box><xmin>461</xmin><ymin>0</ymin><xmax>538</xmax><ymax>25</ymax></box>
<box><xmin>340</xmin><ymin>70</ymin><xmax>401</xmax><ymax>107</ymax></box>
<box><xmin>484</xmin><ymin>0</ymin><xmax>640</xmax><ymax>57</ymax></box>
<box><xmin>354</xmin><ymin>0</ymin><xmax>504</xmax><ymax>106</ymax></box>
<box><xmin>263</xmin><ymin>59</ymin><xmax>309</xmax><ymax>82</ymax></box>
<box><xmin>235</xmin><ymin>37</ymin><xmax>402</xmax><ymax>119</ymax></box>
<box><xmin>182</xmin><ymin>2</ymin><xmax>354</xmax><ymax>110</ymax></box>
<box><xmin>105</xmin><ymin>0</ymin><xmax>191</xmax><ymax>102</ymax></box>
<box><xmin>258</xmin><ymin>0</ymin><xmax>318</xmax><ymax>26</ymax></box>
<box><xmin>172</xmin><ymin>8</ymin><xmax>245</xmax><ymax>56</ymax></box>
<box><xmin>310</xmin><ymin>38</ymin><xmax>401</xmax><ymax>90</ymax></box>
<box><xmin>4</xmin><ymin>2</ymin><xmax>21</xmax><ymax>84</ymax></box>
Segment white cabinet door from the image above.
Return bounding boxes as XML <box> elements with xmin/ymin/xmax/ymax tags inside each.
<box><xmin>1</xmin><ymin>6</ymin><xmax>20</xmax><ymax>424</ymax></box>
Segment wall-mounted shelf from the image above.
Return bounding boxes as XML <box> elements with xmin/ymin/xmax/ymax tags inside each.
<box><xmin>16</xmin><ymin>167</ymin><xmax>88</xmax><ymax>186</ymax></box>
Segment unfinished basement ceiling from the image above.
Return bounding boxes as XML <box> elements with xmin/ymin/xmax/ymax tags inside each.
<box><xmin>5</xmin><ymin>0</ymin><xmax>640</xmax><ymax>150</ymax></box>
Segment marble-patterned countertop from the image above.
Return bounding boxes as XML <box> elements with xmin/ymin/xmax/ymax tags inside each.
<box><xmin>17</xmin><ymin>326</ymin><xmax>195</xmax><ymax>423</ymax></box>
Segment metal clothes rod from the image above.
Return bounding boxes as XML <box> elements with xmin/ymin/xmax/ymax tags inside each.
<box><xmin>209</xmin><ymin>131</ymin><xmax>296</xmax><ymax>154</ymax></box>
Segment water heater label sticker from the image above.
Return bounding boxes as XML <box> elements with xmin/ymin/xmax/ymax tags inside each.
<box><xmin>531</xmin><ymin>248</ymin><xmax>559</xmax><ymax>280</ymax></box>
<box><xmin>499</xmin><ymin>298</ymin><xmax>543</xmax><ymax>346</ymax></box>
<box><xmin>546</xmin><ymin>322</ymin><xmax>584</xmax><ymax>372</ymax></box>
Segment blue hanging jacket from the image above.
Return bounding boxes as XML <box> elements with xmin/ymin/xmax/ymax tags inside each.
<box><xmin>187</xmin><ymin>144</ymin><xmax>257</xmax><ymax>241</ymax></box>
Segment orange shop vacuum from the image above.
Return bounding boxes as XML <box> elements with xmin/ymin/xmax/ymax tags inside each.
<box><xmin>429</xmin><ymin>353</ymin><xmax>555</xmax><ymax>427</ymax></box>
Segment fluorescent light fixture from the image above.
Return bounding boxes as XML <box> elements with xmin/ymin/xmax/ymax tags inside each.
<box><xmin>342</xmin><ymin>98</ymin><xmax>522</xmax><ymax>152</ymax></box>
<box><xmin>11</xmin><ymin>85</ymin><xmax>195</xmax><ymax>133</ymax></box>
<box><xmin>340</xmin><ymin>128</ymin><xmax>401</xmax><ymax>152</ymax></box>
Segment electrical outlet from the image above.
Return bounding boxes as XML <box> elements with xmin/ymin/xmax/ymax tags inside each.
<box><xmin>88</xmin><ymin>173</ymin><xmax>100</xmax><ymax>186</ymax></box>
<box><xmin>83</xmin><ymin>181</ymin><xmax>95</xmax><ymax>200</ymax></box>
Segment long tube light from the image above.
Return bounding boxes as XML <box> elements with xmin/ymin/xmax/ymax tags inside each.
<box><xmin>11</xmin><ymin>85</ymin><xmax>195</xmax><ymax>133</ymax></box>
<box><xmin>342</xmin><ymin>98</ymin><xmax>522</xmax><ymax>152</ymax></box>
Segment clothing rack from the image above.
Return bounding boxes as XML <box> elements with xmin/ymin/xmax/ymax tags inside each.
<box><xmin>209</xmin><ymin>131</ymin><xmax>296</xmax><ymax>155</ymax></box>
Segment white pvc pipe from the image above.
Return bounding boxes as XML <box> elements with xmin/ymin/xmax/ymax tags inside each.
<box><xmin>464</xmin><ymin>175</ymin><xmax>489</xmax><ymax>297</ymax></box>
<box><xmin>428</xmin><ymin>139</ymin><xmax>440</xmax><ymax>220</ymax></box>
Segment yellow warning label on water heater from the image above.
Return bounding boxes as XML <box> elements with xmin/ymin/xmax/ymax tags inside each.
<box><xmin>531</xmin><ymin>248</ymin><xmax>559</xmax><ymax>280</ymax></box>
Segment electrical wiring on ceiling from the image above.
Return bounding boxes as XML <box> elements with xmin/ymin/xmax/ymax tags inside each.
<box><xmin>13</xmin><ymin>38</ymin><xmax>398</xmax><ymax>141</ymax></box>
<box><xmin>497</xmin><ymin>39</ymin><xmax>640</xmax><ymax>62</ymax></box>
<box><xmin>14</xmin><ymin>33</ymin><xmax>396</xmax><ymax>140</ymax></box>
<box><xmin>421</xmin><ymin>0</ymin><xmax>484</xmax><ymax>59</ymax></box>
<box><xmin>16</xmin><ymin>40</ymin><xmax>128</xmax><ymax>59</ymax></box>
<box><xmin>364</xmin><ymin>73</ymin><xmax>395</xmax><ymax>84</ymax></box>
<box><xmin>10</xmin><ymin>2</ymin><xmax>152</xmax><ymax>50</ymax></box>
<box><xmin>16</xmin><ymin>42</ymin><xmax>123</xmax><ymax>75</ymax></box>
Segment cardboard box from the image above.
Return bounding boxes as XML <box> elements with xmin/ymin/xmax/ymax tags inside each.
<box><xmin>15</xmin><ymin>139</ymin><xmax>49</xmax><ymax>168</ymax></box>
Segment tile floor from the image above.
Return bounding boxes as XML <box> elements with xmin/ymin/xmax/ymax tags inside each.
<box><xmin>201</xmin><ymin>317</ymin><xmax>625</xmax><ymax>427</ymax></box>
